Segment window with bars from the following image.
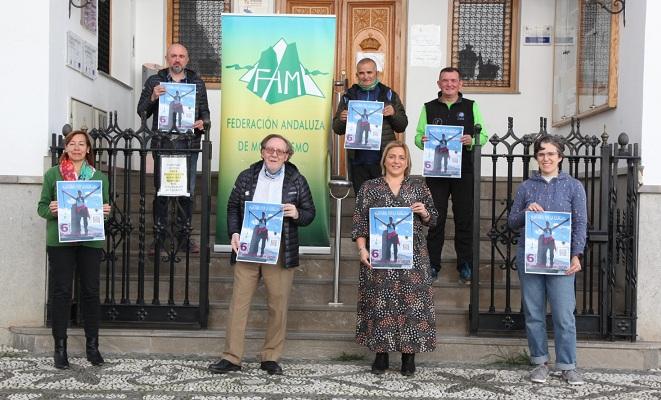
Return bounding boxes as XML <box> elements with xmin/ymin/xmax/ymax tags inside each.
<box><xmin>97</xmin><ymin>0</ymin><xmax>111</xmax><ymax>74</ymax></box>
<box><xmin>169</xmin><ymin>0</ymin><xmax>230</xmax><ymax>87</ymax></box>
<box><xmin>449</xmin><ymin>0</ymin><xmax>520</xmax><ymax>93</ymax></box>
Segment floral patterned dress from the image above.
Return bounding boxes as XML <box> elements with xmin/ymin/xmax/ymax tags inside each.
<box><xmin>352</xmin><ymin>176</ymin><xmax>439</xmax><ymax>353</ymax></box>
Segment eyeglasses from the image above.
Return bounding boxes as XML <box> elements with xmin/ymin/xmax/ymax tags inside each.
<box><xmin>262</xmin><ymin>147</ymin><xmax>288</xmax><ymax>157</ymax></box>
<box><xmin>536</xmin><ymin>151</ymin><xmax>559</xmax><ymax>158</ymax></box>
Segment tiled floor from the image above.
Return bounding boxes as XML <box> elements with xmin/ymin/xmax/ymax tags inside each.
<box><xmin>1</xmin><ymin>347</ymin><xmax>660</xmax><ymax>399</ymax></box>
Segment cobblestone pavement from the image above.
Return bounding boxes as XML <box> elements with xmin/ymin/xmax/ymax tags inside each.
<box><xmin>1</xmin><ymin>347</ymin><xmax>660</xmax><ymax>399</ymax></box>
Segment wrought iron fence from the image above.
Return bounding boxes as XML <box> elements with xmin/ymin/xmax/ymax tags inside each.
<box><xmin>47</xmin><ymin>112</ymin><xmax>212</xmax><ymax>329</ymax></box>
<box><xmin>470</xmin><ymin>117</ymin><xmax>639</xmax><ymax>340</ymax></box>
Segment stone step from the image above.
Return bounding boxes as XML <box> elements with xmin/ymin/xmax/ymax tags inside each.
<box><xmin>207</xmin><ymin>303</ymin><xmax>469</xmax><ymax>335</ymax></box>
<box><xmin>100</xmin><ymin>274</ymin><xmax>522</xmax><ymax>311</ymax></box>
<box><xmin>10</xmin><ymin>326</ymin><xmax>659</xmax><ymax>370</ymax></box>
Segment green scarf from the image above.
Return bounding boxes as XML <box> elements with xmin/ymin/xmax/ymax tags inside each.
<box><xmin>358</xmin><ymin>79</ymin><xmax>379</xmax><ymax>91</ymax></box>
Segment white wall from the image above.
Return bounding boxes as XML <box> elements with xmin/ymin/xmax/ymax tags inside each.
<box><xmin>0</xmin><ymin>4</ymin><xmax>50</xmax><ymax>176</ymax></box>
<box><xmin>405</xmin><ymin>0</ymin><xmax>648</xmax><ymax>176</ymax></box>
<box><xmin>552</xmin><ymin>0</ymin><xmax>646</xmax><ymax>146</ymax></box>
<box><xmin>405</xmin><ymin>0</ymin><xmax>556</xmax><ymax>174</ymax></box>
<box><xmin>641</xmin><ymin>1</ymin><xmax>661</xmax><ymax>186</ymax></box>
<box><xmin>49</xmin><ymin>0</ymin><xmax>135</xmax><ymax>144</ymax></box>
<box><xmin>133</xmin><ymin>0</ymin><xmax>222</xmax><ymax>172</ymax></box>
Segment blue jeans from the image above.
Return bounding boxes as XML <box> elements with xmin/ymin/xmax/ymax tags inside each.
<box><xmin>516</xmin><ymin>247</ymin><xmax>577</xmax><ymax>370</ymax></box>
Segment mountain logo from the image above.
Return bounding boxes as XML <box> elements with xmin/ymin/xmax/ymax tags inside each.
<box><xmin>236</xmin><ymin>38</ymin><xmax>325</xmax><ymax>104</ymax></box>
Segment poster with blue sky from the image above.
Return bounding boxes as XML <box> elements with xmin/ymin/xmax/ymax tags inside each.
<box><xmin>369</xmin><ymin>207</ymin><xmax>413</xmax><ymax>269</ymax></box>
<box><xmin>524</xmin><ymin>211</ymin><xmax>572</xmax><ymax>275</ymax></box>
<box><xmin>236</xmin><ymin>201</ymin><xmax>284</xmax><ymax>264</ymax></box>
<box><xmin>158</xmin><ymin>82</ymin><xmax>197</xmax><ymax>131</ymax></box>
<box><xmin>423</xmin><ymin>124</ymin><xmax>464</xmax><ymax>178</ymax></box>
<box><xmin>345</xmin><ymin>100</ymin><xmax>384</xmax><ymax>151</ymax></box>
<box><xmin>56</xmin><ymin>180</ymin><xmax>105</xmax><ymax>242</ymax></box>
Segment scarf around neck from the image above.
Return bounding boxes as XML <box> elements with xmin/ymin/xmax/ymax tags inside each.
<box><xmin>60</xmin><ymin>158</ymin><xmax>96</xmax><ymax>181</ymax></box>
<box><xmin>358</xmin><ymin>79</ymin><xmax>379</xmax><ymax>91</ymax></box>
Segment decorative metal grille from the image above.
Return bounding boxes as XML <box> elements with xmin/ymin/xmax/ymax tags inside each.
<box><xmin>97</xmin><ymin>0</ymin><xmax>111</xmax><ymax>74</ymax></box>
<box><xmin>578</xmin><ymin>1</ymin><xmax>612</xmax><ymax>94</ymax></box>
<box><xmin>450</xmin><ymin>0</ymin><xmax>516</xmax><ymax>90</ymax></box>
<box><xmin>171</xmin><ymin>0</ymin><xmax>227</xmax><ymax>85</ymax></box>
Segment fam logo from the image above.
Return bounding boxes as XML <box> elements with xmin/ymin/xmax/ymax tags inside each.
<box><xmin>226</xmin><ymin>38</ymin><xmax>327</xmax><ymax>104</ymax></box>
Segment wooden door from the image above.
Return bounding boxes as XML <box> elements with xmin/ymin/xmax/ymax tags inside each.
<box><xmin>281</xmin><ymin>0</ymin><xmax>406</xmax><ymax>95</ymax></box>
<box><xmin>280</xmin><ymin>0</ymin><xmax>407</xmax><ymax>178</ymax></box>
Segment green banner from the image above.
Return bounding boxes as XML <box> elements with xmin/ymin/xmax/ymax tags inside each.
<box><xmin>216</xmin><ymin>14</ymin><xmax>336</xmax><ymax>250</ymax></box>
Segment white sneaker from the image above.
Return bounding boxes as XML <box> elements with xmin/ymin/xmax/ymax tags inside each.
<box><xmin>562</xmin><ymin>369</ymin><xmax>585</xmax><ymax>385</ymax></box>
<box><xmin>529</xmin><ymin>364</ymin><xmax>549</xmax><ymax>383</ymax></box>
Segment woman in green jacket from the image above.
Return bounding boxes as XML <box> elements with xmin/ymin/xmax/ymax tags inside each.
<box><xmin>37</xmin><ymin>130</ymin><xmax>110</xmax><ymax>370</ymax></box>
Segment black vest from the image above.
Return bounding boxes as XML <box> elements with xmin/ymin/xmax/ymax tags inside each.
<box><xmin>424</xmin><ymin>93</ymin><xmax>475</xmax><ymax>173</ymax></box>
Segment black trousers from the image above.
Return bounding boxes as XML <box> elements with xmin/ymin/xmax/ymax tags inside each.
<box><xmin>350</xmin><ymin>163</ymin><xmax>382</xmax><ymax>194</ymax></box>
<box><xmin>425</xmin><ymin>172</ymin><xmax>474</xmax><ymax>272</ymax></box>
<box><xmin>47</xmin><ymin>246</ymin><xmax>101</xmax><ymax>339</ymax></box>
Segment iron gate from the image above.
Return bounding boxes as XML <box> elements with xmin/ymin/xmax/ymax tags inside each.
<box><xmin>47</xmin><ymin>112</ymin><xmax>212</xmax><ymax>329</ymax></box>
<box><xmin>470</xmin><ymin>117</ymin><xmax>639</xmax><ymax>340</ymax></box>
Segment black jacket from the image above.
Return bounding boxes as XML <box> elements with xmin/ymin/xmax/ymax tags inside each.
<box><xmin>137</xmin><ymin>68</ymin><xmax>210</xmax><ymax>148</ymax></box>
<box><xmin>332</xmin><ymin>82</ymin><xmax>408</xmax><ymax>151</ymax></box>
<box><xmin>227</xmin><ymin>161</ymin><xmax>316</xmax><ymax>268</ymax></box>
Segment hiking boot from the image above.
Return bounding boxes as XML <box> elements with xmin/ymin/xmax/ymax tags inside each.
<box><xmin>529</xmin><ymin>363</ymin><xmax>549</xmax><ymax>383</ymax></box>
<box><xmin>429</xmin><ymin>266</ymin><xmax>439</xmax><ymax>281</ymax></box>
<box><xmin>458</xmin><ymin>262</ymin><xmax>472</xmax><ymax>285</ymax></box>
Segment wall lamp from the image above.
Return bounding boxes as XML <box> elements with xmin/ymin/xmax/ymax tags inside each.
<box><xmin>69</xmin><ymin>0</ymin><xmax>106</xmax><ymax>19</ymax></box>
<box><xmin>588</xmin><ymin>0</ymin><xmax>626</xmax><ymax>26</ymax></box>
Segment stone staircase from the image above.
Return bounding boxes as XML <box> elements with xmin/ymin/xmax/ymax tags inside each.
<box><xmin>11</xmin><ymin>173</ymin><xmax>660</xmax><ymax>370</ymax></box>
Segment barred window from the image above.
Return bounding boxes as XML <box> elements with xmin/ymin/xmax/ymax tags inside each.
<box><xmin>169</xmin><ymin>0</ymin><xmax>230</xmax><ymax>87</ymax></box>
<box><xmin>97</xmin><ymin>0</ymin><xmax>111</xmax><ymax>74</ymax></box>
<box><xmin>450</xmin><ymin>0</ymin><xmax>520</xmax><ymax>93</ymax></box>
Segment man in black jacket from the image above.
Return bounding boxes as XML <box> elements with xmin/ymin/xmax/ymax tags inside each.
<box><xmin>208</xmin><ymin>134</ymin><xmax>316</xmax><ymax>376</ymax></box>
<box><xmin>137</xmin><ymin>43</ymin><xmax>210</xmax><ymax>253</ymax></box>
<box><xmin>332</xmin><ymin>58</ymin><xmax>408</xmax><ymax>193</ymax></box>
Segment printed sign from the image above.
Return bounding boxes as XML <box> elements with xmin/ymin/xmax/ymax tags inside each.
<box><xmin>57</xmin><ymin>180</ymin><xmax>105</xmax><ymax>242</ymax></box>
<box><xmin>524</xmin><ymin>211</ymin><xmax>572</xmax><ymax>275</ymax></box>
<box><xmin>236</xmin><ymin>201</ymin><xmax>284</xmax><ymax>264</ymax></box>
<box><xmin>158</xmin><ymin>82</ymin><xmax>197</xmax><ymax>131</ymax></box>
<box><xmin>345</xmin><ymin>100</ymin><xmax>384</xmax><ymax>151</ymax></box>
<box><xmin>423</xmin><ymin>124</ymin><xmax>464</xmax><ymax>178</ymax></box>
<box><xmin>369</xmin><ymin>207</ymin><xmax>413</xmax><ymax>269</ymax></box>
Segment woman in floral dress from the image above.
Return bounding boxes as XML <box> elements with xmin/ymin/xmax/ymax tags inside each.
<box><xmin>352</xmin><ymin>141</ymin><xmax>438</xmax><ymax>376</ymax></box>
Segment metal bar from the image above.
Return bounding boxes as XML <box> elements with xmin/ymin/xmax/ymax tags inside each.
<box><xmin>198</xmin><ymin>132</ymin><xmax>211</xmax><ymax>327</ymax></box>
<box><xmin>469</xmin><ymin>125</ymin><xmax>482</xmax><ymax>334</ymax></box>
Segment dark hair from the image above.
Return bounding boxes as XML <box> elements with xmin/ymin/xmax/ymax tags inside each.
<box><xmin>60</xmin><ymin>130</ymin><xmax>95</xmax><ymax>165</ymax></box>
<box><xmin>533</xmin><ymin>135</ymin><xmax>565</xmax><ymax>158</ymax></box>
<box><xmin>439</xmin><ymin>67</ymin><xmax>462</xmax><ymax>78</ymax></box>
<box><xmin>260</xmin><ymin>133</ymin><xmax>294</xmax><ymax>158</ymax></box>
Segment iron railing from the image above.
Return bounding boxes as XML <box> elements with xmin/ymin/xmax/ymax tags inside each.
<box><xmin>47</xmin><ymin>112</ymin><xmax>211</xmax><ymax>329</ymax></box>
<box><xmin>470</xmin><ymin>117</ymin><xmax>639</xmax><ymax>340</ymax></box>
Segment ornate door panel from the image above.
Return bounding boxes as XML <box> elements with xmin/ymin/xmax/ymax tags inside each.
<box><xmin>281</xmin><ymin>0</ymin><xmax>406</xmax><ymax>177</ymax></box>
<box><xmin>281</xmin><ymin>0</ymin><xmax>406</xmax><ymax>98</ymax></box>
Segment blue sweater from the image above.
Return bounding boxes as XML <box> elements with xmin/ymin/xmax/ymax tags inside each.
<box><xmin>508</xmin><ymin>171</ymin><xmax>588</xmax><ymax>257</ymax></box>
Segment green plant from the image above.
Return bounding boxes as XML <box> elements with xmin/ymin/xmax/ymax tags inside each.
<box><xmin>332</xmin><ymin>352</ymin><xmax>366</xmax><ymax>362</ymax></box>
<box><xmin>486</xmin><ymin>347</ymin><xmax>530</xmax><ymax>366</ymax></box>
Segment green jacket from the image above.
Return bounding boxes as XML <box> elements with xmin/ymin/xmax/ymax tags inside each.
<box><xmin>37</xmin><ymin>165</ymin><xmax>110</xmax><ymax>248</ymax></box>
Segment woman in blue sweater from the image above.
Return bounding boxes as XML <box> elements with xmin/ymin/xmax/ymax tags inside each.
<box><xmin>508</xmin><ymin>135</ymin><xmax>587</xmax><ymax>385</ymax></box>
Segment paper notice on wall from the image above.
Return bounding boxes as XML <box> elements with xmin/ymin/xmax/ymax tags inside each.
<box><xmin>410</xmin><ymin>24</ymin><xmax>442</xmax><ymax>68</ymax></box>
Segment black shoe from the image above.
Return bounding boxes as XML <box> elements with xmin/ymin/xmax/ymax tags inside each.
<box><xmin>260</xmin><ymin>361</ymin><xmax>283</xmax><ymax>375</ymax></box>
<box><xmin>54</xmin><ymin>338</ymin><xmax>69</xmax><ymax>370</ymax></box>
<box><xmin>458</xmin><ymin>262</ymin><xmax>472</xmax><ymax>285</ymax></box>
<box><xmin>85</xmin><ymin>336</ymin><xmax>105</xmax><ymax>366</ymax></box>
<box><xmin>401</xmin><ymin>353</ymin><xmax>416</xmax><ymax>376</ymax></box>
<box><xmin>208</xmin><ymin>359</ymin><xmax>241</xmax><ymax>374</ymax></box>
<box><xmin>429</xmin><ymin>266</ymin><xmax>439</xmax><ymax>281</ymax></box>
<box><xmin>371</xmin><ymin>352</ymin><xmax>389</xmax><ymax>375</ymax></box>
